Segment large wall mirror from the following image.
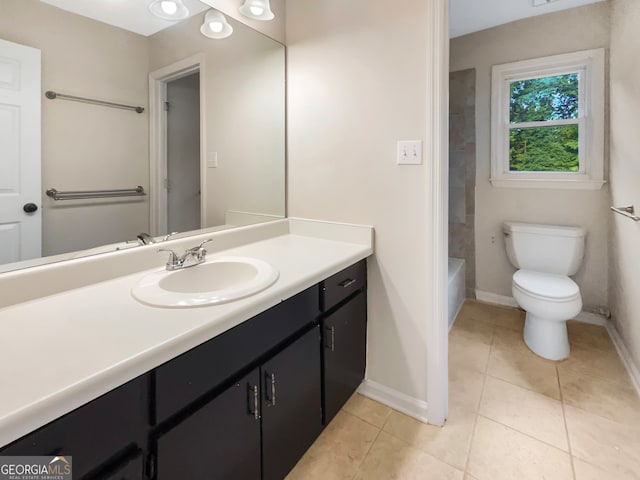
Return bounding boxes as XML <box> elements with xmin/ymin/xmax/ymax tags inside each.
<box><xmin>0</xmin><ymin>0</ymin><xmax>285</xmax><ymax>273</ymax></box>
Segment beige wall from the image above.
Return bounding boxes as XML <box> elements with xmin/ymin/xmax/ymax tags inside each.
<box><xmin>609</xmin><ymin>0</ymin><xmax>640</xmax><ymax>370</ymax></box>
<box><xmin>450</xmin><ymin>3</ymin><xmax>611</xmax><ymax>312</ymax></box>
<box><xmin>286</xmin><ymin>0</ymin><xmax>434</xmax><ymax>403</ymax></box>
<box><xmin>0</xmin><ymin>0</ymin><xmax>150</xmax><ymax>255</ymax></box>
<box><xmin>149</xmin><ymin>13</ymin><xmax>285</xmax><ymax>227</ymax></box>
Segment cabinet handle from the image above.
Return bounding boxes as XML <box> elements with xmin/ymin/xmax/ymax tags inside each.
<box><xmin>248</xmin><ymin>384</ymin><xmax>259</xmax><ymax>420</ymax></box>
<box><xmin>326</xmin><ymin>325</ymin><xmax>335</xmax><ymax>352</ymax></box>
<box><xmin>339</xmin><ymin>278</ymin><xmax>356</xmax><ymax>288</ymax></box>
<box><xmin>265</xmin><ymin>372</ymin><xmax>277</xmax><ymax>406</ymax></box>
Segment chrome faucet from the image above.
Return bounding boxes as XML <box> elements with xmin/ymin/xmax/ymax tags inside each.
<box><xmin>159</xmin><ymin>239</ymin><xmax>213</xmax><ymax>271</ymax></box>
<box><xmin>136</xmin><ymin>232</ymin><xmax>157</xmax><ymax>245</ymax></box>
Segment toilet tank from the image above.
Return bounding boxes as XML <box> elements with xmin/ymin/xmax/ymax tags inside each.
<box><xmin>503</xmin><ymin>222</ymin><xmax>585</xmax><ymax>275</ymax></box>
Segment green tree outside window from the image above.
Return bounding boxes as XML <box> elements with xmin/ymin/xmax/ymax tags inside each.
<box><xmin>508</xmin><ymin>74</ymin><xmax>579</xmax><ymax>172</ymax></box>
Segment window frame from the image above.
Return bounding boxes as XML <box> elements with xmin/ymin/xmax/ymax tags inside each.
<box><xmin>490</xmin><ymin>49</ymin><xmax>605</xmax><ymax>189</ymax></box>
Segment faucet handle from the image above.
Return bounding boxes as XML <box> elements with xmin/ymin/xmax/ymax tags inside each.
<box><xmin>197</xmin><ymin>238</ymin><xmax>213</xmax><ymax>250</ymax></box>
<box><xmin>158</xmin><ymin>248</ymin><xmax>182</xmax><ymax>270</ymax></box>
<box><xmin>163</xmin><ymin>231</ymin><xmax>179</xmax><ymax>241</ymax></box>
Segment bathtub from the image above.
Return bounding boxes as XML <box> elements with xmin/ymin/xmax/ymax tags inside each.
<box><xmin>448</xmin><ymin>257</ymin><xmax>465</xmax><ymax>330</ymax></box>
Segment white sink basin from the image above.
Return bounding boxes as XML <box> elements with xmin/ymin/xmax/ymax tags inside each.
<box><xmin>132</xmin><ymin>256</ymin><xmax>279</xmax><ymax>308</ymax></box>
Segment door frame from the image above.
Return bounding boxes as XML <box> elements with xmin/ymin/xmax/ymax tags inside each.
<box><xmin>149</xmin><ymin>54</ymin><xmax>206</xmax><ymax>236</ymax></box>
<box><xmin>425</xmin><ymin>0</ymin><xmax>449</xmax><ymax>426</ymax></box>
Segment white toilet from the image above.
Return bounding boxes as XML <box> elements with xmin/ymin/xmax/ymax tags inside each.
<box><xmin>503</xmin><ymin>222</ymin><xmax>585</xmax><ymax>361</ymax></box>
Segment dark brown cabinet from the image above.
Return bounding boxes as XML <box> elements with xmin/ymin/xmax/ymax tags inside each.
<box><xmin>322</xmin><ymin>292</ymin><xmax>367</xmax><ymax>424</ymax></box>
<box><xmin>0</xmin><ymin>376</ymin><xmax>149</xmax><ymax>480</ymax></box>
<box><xmin>155</xmin><ymin>369</ymin><xmax>262</xmax><ymax>480</ymax></box>
<box><xmin>0</xmin><ymin>261</ymin><xmax>367</xmax><ymax>480</ymax></box>
<box><xmin>154</xmin><ymin>326</ymin><xmax>322</xmax><ymax>480</ymax></box>
<box><xmin>95</xmin><ymin>451</ymin><xmax>145</xmax><ymax>480</ymax></box>
<box><xmin>261</xmin><ymin>326</ymin><xmax>322</xmax><ymax>480</ymax></box>
<box><xmin>321</xmin><ymin>261</ymin><xmax>368</xmax><ymax>425</ymax></box>
<box><xmin>153</xmin><ymin>287</ymin><xmax>319</xmax><ymax>425</ymax></box>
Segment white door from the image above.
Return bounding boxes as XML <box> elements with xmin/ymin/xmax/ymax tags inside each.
<box><xmin>0</xmin><ymin>39</ymin><xmax>41</xmax><ymax>264</ymax></box>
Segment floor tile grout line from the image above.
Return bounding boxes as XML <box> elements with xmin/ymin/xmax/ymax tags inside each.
<box><xmin>483</xmin><ymin>370</ymin><xmax>562</xmax><ymax>401</ymax></box>
<box><xmin>557</xmin><ymin>365</ymin><xmax>578</xmax><ymax>480</ymax></box>
<box><xmin>350</xmin><ymin>420</ymin><xmax>384</xmax><ymax>479</ymax></box>
<box><xmin>475</xmin><ymin>411</ymin><xmax>574</xmax><ymax>456</ymax></box>
<box><xmin>376</xmin><ymin>427</ymin><xmax>468</xmax><ymax>475</ymax></box>
<box><xmin>462</xmin><ymin>331</ymin><xmax>492</xmax><ymax>477</ymax></box>
<box><xmin>342</xmin><ymin>407</ymin><xmax>392</xmax><ymax>431</ymax></box>
<box><xmin>561</xmin><ymin>401</ymin><xmax>640</xmax><ymax>430</ymax></box>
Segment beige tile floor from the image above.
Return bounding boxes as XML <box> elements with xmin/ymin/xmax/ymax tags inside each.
<box><xmin>286</xmin><ymin>300</ymin><xmax>640</xmax><ymax>480</ymax></box>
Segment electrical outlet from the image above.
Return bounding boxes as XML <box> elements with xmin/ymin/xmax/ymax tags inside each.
<box><xmin>397</xmin><ymin>140</ymin><xmax>423</xmax><ymax>165</ymax></box>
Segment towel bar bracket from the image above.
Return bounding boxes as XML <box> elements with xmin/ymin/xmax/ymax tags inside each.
<box><xmin>610</xmin><ymin>205</ymin><xmax>640</xmax><ymax>222</ymax></box>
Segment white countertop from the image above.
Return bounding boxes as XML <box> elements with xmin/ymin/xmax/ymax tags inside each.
<box><xmin>0</xmin><ymin>219</ymin><xmax>373</xmax><ymax>447</ymax></box>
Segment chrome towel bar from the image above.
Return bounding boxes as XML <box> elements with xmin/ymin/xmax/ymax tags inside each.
<box><xmin>610</xmin><ymin>205</ymin><xmax>640</xmax><ymax>221</ymax></box>
<box><xmin>46</xmin><ymin>186</ymin><xmax>146</xmax><ymax>201</ymax></box>
<box><xmin>45</xmin><ymin>90</ymin><xmax>144</xmax><ymax>114</ymax></box>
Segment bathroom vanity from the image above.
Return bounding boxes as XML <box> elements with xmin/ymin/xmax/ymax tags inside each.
<box><xmin>0</xmin><ymin>219</ymin><xmax>372</xmax><ymax>480</ymax></box>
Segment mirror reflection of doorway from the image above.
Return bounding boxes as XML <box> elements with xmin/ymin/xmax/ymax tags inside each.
<box><xmin>166</xmin><ymin>72</ymin><xmax>201</xmax><ymax>234</ymax></box>
<box><xmin>0</xmin><ymin>38</ymin><xmax>42</xmax><ymax>264</ymax></box>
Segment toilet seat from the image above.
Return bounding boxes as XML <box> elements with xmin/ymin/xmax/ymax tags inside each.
<box><xmin>513</xmin><ymin>270</ymin><xmax>580</xmax><ymax>303</ymax></box>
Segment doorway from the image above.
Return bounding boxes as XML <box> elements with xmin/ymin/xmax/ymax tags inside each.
<box><xmin>0</xmin><ymin>39</ymin><xmax>41</xmax><ymax>264</ymax></box>
<box><xmin>166</xmin><ymin>72</ymin><xmax>201</xmax><ymax>234</ymax></box>
<box><xmin>149</xmin><ymin>54</ymin><xmax>206</xmax><ymax>236</ymax></box>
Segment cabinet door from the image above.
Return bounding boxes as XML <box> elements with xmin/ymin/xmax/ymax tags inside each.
<box><xmin>0</xmin><ymin>376</ymin><xmax>148</xmax><ymax>479</ymax></box>
<box><xmin>261</xmin><ymin>326</ymin><xmax>322</xmax><ymax>480</ymax></box>
<box><xmin>154</xmin><ymin>286</ymin><xmax>319</xmax><ymax>424</ymax></box>
<box><xmin>323</xmin><ymin>292</ymin><xmax>367</xmax><ymax>424</ymax></box>
<box><xmin>156</xmin><ymin>369</ymin><xmax>261</xmax><ymax>480</ymax></box>
<box><xmin>88</xmin><ymin>450</ymin><xmax>144</xmax><ymax>480</ymax></box>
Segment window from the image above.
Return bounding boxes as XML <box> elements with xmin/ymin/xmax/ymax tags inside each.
<box><xmin>491</xmin><ymin>49</ymin><xmax>605</xmax><ymax>189</ymax></box>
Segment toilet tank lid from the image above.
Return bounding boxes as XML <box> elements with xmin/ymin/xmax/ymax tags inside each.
<box><xmin>503</xmin><ymin>222</ymin><xmax>585</xmax><ymax>238</ymax></box>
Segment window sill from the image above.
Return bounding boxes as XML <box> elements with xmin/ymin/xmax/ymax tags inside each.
<box><xmin>490</xmin><ymin>177</ymin><xmax>606</xmax><ymax>190</ymax></box>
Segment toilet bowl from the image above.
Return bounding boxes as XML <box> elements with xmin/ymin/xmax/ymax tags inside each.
<box><xmin>503</xmin><ymin>222</ymin><xmax>586</xmax><ymax>361</ymax></box>
<box><xmin>512</xmin><ymin>270</ymin><xmax>582</xmax><ymax>360</ymax></box>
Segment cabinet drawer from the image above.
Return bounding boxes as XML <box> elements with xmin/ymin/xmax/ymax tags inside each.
<box><xmin>321</xmin><ymin>261</ymin><xmax>366</xmax><ymax>311</ymax></box>
<box><xmin>154</xmin><ymin>286</ymin><xmax>319</xmax><ymax>424</ymax></box>
<box><xmin>0</xmin><ymin>376</ymin><xmax>148</xmax><ymax>479</ymax></box>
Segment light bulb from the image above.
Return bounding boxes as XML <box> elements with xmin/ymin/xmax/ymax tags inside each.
<box><xmin>160</xmin><ymin>1</ymin><xmax>178</xmax><ymax>15</ymax></box>
<box><xmin>209</xmin><ymin>21</ymin><xmax>223</xmax><ymax>33</ymax></box>
<box><xmin>239</xmin><ymin>0</ymin><xmax>274</xmax><ymax>21</ymax></box>
<box><xmin>201</xmin><ymin>9</ymin><xmax>233</xmax><ymax>39</ymax></box>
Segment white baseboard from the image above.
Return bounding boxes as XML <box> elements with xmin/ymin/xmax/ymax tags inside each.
<box><xmin>605</xmin><ymin>322</ymin><xmax>640</xmax><ymax>396</ymax></box>
<box><xmin>574</xmin><ymin>311</ymin><xmax>607</xmax><ymax>326</ymax></box>
<box><xmin>357</xmin><ymin>379</ymin><xmax>429</xmax><ymax>424</ymax></box>
<box><xmin>475</xmin><ymin>290</ymin><xmax>518</xmax><ymax>308</ymax></box>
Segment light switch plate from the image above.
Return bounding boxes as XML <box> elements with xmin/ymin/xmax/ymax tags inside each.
<box><xmin>397</xmin><ymin>140</ymin><xmax>422</xmax><ymax>165</ymax></box>
<box><xmin>207</xmin><ymin>151</ymin><xmax>218</xmax><ymax>168</ymax></box>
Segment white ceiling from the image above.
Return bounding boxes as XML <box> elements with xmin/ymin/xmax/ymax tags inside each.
<box><xmin>39</xmin><ymin>0</ymin><xmax>211</xmax><ymax>37</ymax></box>
<box><xmin>450</xmin><ymin>0</ymin><xmax>607</xmax><ymax>38</ymax></box>
<box><xmin>40</xmin><ymin>0</ymin><xmax>607</xmax><ymax>40</ymax></box>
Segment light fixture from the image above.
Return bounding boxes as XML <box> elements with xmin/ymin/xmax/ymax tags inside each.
<box><xmin>239</xmin><ymin>0</ymin><xmax>275</xmax><ymax>21</ymax></box>
<box><xmin>200</xmin><ymin>10</ymin><xmax>233</xmax><ymax>39</ymax></box>
<box><xmin>149</xmin><ymin>0</ymin><xmax>189</xmax><ymax>21</ymax></box>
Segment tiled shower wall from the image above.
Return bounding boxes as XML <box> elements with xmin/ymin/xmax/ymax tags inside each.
<box><xmin>449</xmin><ymin>69</ymin><xmax>476</xmax><ymax>298</ymax></box>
